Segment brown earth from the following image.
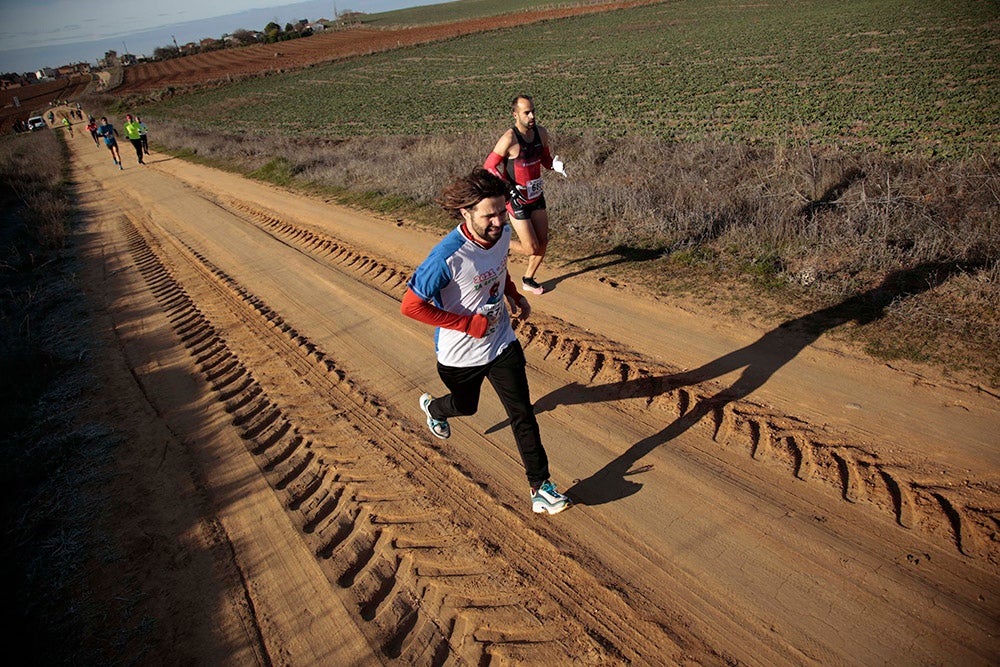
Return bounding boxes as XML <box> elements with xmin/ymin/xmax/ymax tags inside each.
<box><xmin>61</xmin><ymin>108</ymin><xmax>999</xmax><ymax>665</ymax></box>
<box><xmin>116</xmin><ymin>1</ymin><xmax>662</xmax><ymax>94</ymax></box>
<box><xmin>0</xmin><ymin>75</ymin><xmax>91</xmax><ymax>133</ymax></box>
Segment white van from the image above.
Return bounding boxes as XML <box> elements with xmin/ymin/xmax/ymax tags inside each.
<box><xmin>27</xmin><ymin>116</ymin><xmax>47</xmax><ymax>131</ymax></box>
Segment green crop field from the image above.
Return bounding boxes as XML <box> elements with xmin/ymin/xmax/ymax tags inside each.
<box><xmin>363</xmin><ymin>0</ymin><xmax>581</xmax><ymax>25</ymax></box>
<box><xmin>145</xmin><ymin>0</ymin><xmax>998</xmax><ymax>155</ymax></box>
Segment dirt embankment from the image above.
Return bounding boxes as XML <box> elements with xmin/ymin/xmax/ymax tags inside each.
<box><xmin>55</xmin><ymin>114</ymin><xmax>1000</xmax><ymax>664</ymax></box>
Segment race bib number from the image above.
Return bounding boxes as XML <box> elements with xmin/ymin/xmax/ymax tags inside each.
<box><xmin>525</xmin><ymin>177</ymin><xmax>543</xmax><ymax>200</ymax></box>
<box><xmin>477</xmin><ymin>301</ymin><xmax>504</xmax><ymax>337</ymax></box>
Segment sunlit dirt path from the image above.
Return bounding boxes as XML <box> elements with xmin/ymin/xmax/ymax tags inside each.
<box><xmin>67</xmin><ymin>126</ymin><xmax>999</xmax><ymax>665</ymax></box>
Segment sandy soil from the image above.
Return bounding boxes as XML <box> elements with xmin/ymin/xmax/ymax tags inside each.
<box><xmin>65</xmin><ymin>120</ymin><xmax>999</xmax><ymax>665</ymax></box>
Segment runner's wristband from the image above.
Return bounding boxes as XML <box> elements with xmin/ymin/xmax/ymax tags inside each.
<box><xmin>541</xmin><ymin>145</ymin><xmax>553</xmax><ymax>170</ymax></box>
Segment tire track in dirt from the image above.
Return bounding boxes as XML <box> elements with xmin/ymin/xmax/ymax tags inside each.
<box><xmin>217</xmin><ymin>196</ymin><xmax>1000</xmax><ymax>567</ymax></box>
<box><xmin>118</xmin><ymin>209</ymin><xmax>689</xmax><ymax>663</ymax></box>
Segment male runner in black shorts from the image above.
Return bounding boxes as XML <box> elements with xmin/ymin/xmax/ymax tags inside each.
<box><xmin>484</xmin><ymin>95</ymin><xmax>567</xmax><ymax>294</ymax></box>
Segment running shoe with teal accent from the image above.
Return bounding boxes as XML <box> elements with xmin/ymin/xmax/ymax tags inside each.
<box><xmin>531</xmin><ymin>480</ymin><xmax>570</xmax><ymax>514</ymax></box>
<box><xmin>419</xmin><ymin>393</ymin><xmax>450</xmax><ymax>439</ymax></box>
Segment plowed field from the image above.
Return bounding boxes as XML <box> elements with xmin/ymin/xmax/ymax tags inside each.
<box><xmin>117</xmin><ymin>2</ymin><xmax>660</xmax><ymax>94</ymax></box>
<box><xmin>0</xmin><ymin>75</ymin><xmax>90</xmax><ymax>133</ymax></box>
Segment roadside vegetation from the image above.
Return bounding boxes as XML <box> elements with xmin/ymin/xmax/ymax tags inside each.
<box><xmin>98</xmin><ymin>0</ymin><xmax>998</xmax><ymax>386</ymax></box>
<box><xmin>0</xmin><ymin>130</ymin><xmax>135</xmax><ymax>662</ymax></box>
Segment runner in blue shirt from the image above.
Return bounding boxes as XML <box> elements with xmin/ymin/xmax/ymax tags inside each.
<box><xmin>401</xmin><ymin>168</ymin><xmax>570</xmax><ymax>515</ymax></box>
<box><xmin>96</xmin><ymin>117</ymin><xmax>123</xmax><ymax>169</ymax></box>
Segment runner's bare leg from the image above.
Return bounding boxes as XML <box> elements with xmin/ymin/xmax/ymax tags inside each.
<box><xmin>523</xmin><ymin>209</ymin><xmax>549</xmax><ymax>280</ymax></box>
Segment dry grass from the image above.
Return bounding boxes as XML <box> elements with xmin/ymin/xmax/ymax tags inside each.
<box><xmin>137</xmin><ymin>118</ymin><xmax>1000</xmax><ymax>387</ymax></box>
<box><xmin>0</xmin><ymin>131</ymin><xmax>73</xmax><ymax>251</ymax></box>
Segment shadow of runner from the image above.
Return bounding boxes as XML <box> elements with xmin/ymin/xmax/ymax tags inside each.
<box><xmin>542</xmin><ymin>245</ymin><xmax>664</xmax><ymax>292</ymax></box>
<box><xmin>508</xmin><ymin>261</ymin><xmax>974</xmax><ymax>506</ymax></box>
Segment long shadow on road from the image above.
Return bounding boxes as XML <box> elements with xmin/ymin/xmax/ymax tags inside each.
<box><xmin>540</xmin><ymin>245</ymin><xmax>664</xmax><ymax>293</ymax></box>
<box><xmin>508</xmin><ymin>261</ymin><xmax>972</xmax><ymax>506</ymax></box>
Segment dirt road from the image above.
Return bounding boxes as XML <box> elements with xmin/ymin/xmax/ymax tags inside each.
<box><xmin>68</xmin><ymin>127</ymin><xmax>999</xmax><ymax>664</ymax></box>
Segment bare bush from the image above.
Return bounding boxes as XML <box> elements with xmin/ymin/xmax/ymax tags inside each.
<box><xmin>142</xmin><ymin>118</ymin><xmax>999</xmax><ymax>383</ymax></box>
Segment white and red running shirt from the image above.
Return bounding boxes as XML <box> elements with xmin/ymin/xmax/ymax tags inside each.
<box><xmin>406</xmin><ymin>223</ymin><xmax>517</xmax><ymax>367</ymax></box>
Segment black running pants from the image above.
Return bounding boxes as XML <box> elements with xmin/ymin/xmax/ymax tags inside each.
<box><xmin>129</xmin><ymin>138</ymin><xmax>143</xmax><ymax>162</ymax></box>
<box><xmin>432</xmin><ymin>340</ymin><xmax>550</xmax><ymax>486</ymax></box>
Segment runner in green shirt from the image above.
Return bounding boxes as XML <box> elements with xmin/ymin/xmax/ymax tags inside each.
<box><xmin>123</xmin><ymin>114</ymin><xmax>144</xmax><ymax>165</ymax></box>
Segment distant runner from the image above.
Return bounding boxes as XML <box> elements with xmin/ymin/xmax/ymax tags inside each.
<box><xmin>483</xmin><ymin>94</ymin><xmax>567</xmax><ymax>295</ymax></box>
<box><xmin>401</xmin><ymin>167</ymin><xmax>571</xmax><ymax>515</ymax></box>
<box><xmin>123</xmin><ymin>114</ymin><xmax>145</xmax><ymax>165</ymax></box>
<box><xmin>86</xmin><ymin>116</ymin><xmax>99</xmax><ymax>145</ymax></box>
<box><xmin>137</xmin><ymin>116</ymin><xmax>150</xmax><ymax>155</ymax></box>
<box><xmin>96</xmin><ymin>117</ymin><xmax>123</xmax><ymax>169</ymax></box>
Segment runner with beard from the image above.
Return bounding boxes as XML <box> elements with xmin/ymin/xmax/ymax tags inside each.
<box><xmin>484</xmin><ymin>95</ymin><xmax>567</xmax><ymax>295</ymax></box>
<box><xmin>401</xmin><ymin>167</ymin><xmax>571</xmax><ymax>515</ymax></box>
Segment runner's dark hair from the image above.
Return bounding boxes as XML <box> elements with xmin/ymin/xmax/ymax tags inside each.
<box><xmin>511</xmin><ymin>94</ymin><xmax>532</xmax><ymax>111</ymax></box>
<box><xmin>438</xmin><ymin>168</ymin><xmax>507</xmax><ymax>219</ymax></box>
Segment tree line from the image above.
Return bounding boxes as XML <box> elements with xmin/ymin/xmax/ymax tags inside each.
<box><xmin>151</xmin><ymin>16</ymin><xmax>356</xmax><ymax>61</ymax></box>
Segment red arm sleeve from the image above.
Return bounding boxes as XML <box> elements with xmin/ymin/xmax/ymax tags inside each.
<box><xmin>401</xmin><ymin>288</ymin><xmax>488</xmax><ymax>338</ymax></box>
<box><xmin>540</xmin><ymin>145</ymin><xmax>553</xmax><ymax>170</ymax></box>
<box><xmin>483</xmin><ymin>151</ymin><xmax>504</xmax><ymax>179</ymax></box>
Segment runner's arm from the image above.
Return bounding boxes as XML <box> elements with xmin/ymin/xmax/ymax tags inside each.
<box><xmin>490</xmin><ymin>129</ymin><xmax>514</xmax><ymax>157</ymax></box>
<box><xmin>538</xmin><ymin>126</ymin><xmax>554</xmax><ymax>169</ymax></box>
<box><xmin>504</xmin><ymin>274</ymin><xmax>520</xmax><ymax>301</ymax></box>
<box><xmin>401</xmin><ymin>288</ymin><xmax>488</xmax><ymax>338</ymax></box>
<box><xmin>484</xmin><ymin>150</ymin><xmax>526</xmax><ymax>204</ymax></box>
<box><xmin>483</xmin><ymin>151</ymin><xmax>504</xmax><ymax>179</ymax></box>
<box><xmin>504</xmin><ymin>275</ymin><xmax>531</xmax><ymax>318</ymax></box>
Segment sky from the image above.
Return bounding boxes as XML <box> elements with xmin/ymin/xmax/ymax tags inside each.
<box><xmin>0</xmin><ymin>0</ymin><xmax>449</xmax><ymax>73</ymax></box>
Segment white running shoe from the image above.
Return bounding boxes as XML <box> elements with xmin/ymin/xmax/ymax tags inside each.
<box><xmin>532</xmin><ymin>480</ymin><xmax>570</xmax><ymax>514</ymax></box>
<box><xmin>419</xmin><ymin>393</ymin><xmax>450</xmax><ymax>439</ymax></box>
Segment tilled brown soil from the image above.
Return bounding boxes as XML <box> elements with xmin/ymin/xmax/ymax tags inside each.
<box><xmin>116</xmin><ymin>2</ymin><xmax>661</xmax><ymax>94</ymax></box>
<box><xmin>61</xmin><ymin>112</ymin><xmax>1000</xmax><ymax>665</ymax></box>
<box><xmin>0</xmin><ymin>75</ymin><xmax>91</xmax><ymax>133</ymax></box>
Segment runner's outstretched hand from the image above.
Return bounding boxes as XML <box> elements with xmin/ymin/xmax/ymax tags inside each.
<box><xmin>552</xmin><ymin>155</ymin><xmax>568</xmax><ymax>177</ymax></box>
